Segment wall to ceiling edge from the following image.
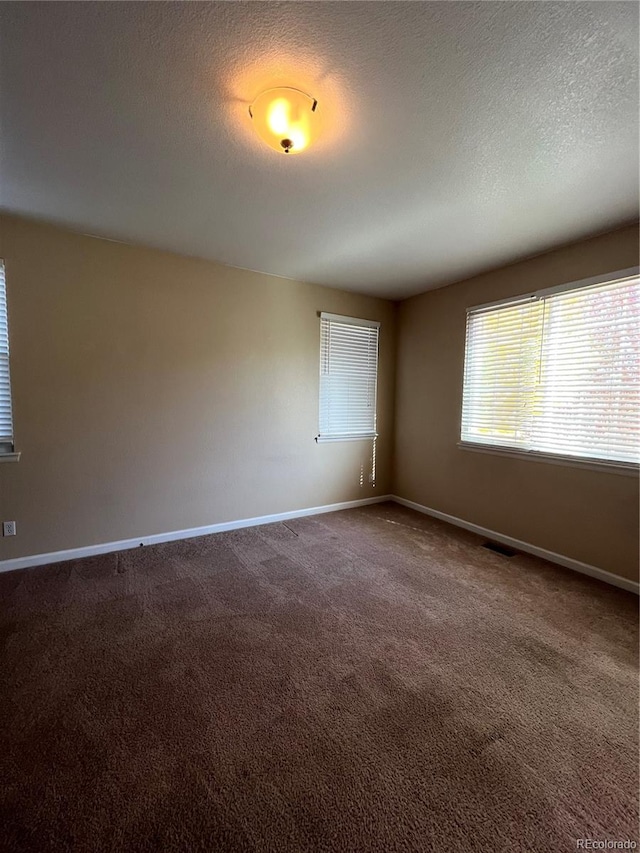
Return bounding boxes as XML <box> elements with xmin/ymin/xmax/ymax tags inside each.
<box><xmin>393</xmin><ymin>224</ymin><xmax>640</xmax><ymax>582</ymax></box>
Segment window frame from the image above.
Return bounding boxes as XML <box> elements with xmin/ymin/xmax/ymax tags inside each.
<box><xmin>459</xmin><ymin>266</ymin><xmax>640</xmax><ymax>474</ymax></box>
<box><xmin>316</xmin><ymin>312</ymin><xmax>380</xmax><ymax>443</ymax></box>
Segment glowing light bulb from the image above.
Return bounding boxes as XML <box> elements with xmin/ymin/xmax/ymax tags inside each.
<box><xmin>249</xmin><ymin>87</ymin><xmax>319</xmax><ymax>154</ymax></box>
<box><xmin>288</xmin><ymin>129</ymin><xmax>307</xmax><ymax>152</ymax></box>
<box><xmin>267</xmin><ymin>99</ymin><xmax>290</xmax><ymax>135</ymax></box>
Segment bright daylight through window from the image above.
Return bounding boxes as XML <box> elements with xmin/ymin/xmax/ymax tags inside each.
<box><xmin>461</xmin><ymin>270</ymin><xmax>640</xmax><ymax>466</ymax></box>
<box><xmin>318</xmin><ymin>313</ymin><xmax>380</xmax><ymax>441</ymax></box>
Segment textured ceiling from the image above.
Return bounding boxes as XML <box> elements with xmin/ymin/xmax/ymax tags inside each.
<box><xmin>0</xmin><ymin>2</ymin><xmax>638</xmax><ymax>299</ymax></box>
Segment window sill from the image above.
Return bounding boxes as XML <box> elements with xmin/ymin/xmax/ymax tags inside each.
<box><xmin>458</xmin><ymin>442</ymin><xmax>638</xmax><ymax>477</ymax></box>
<box><xmin>0</xmin><ymin>451</ymin><xmax>21</xmax><ymax>463</ymax></box>
<box><xmin>316</xmin><ymin>433</ymin><xmax>377</xmax><ymax>443</ymax></box>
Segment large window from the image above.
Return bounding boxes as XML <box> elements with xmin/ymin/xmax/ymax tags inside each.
<box><xmin>461</xmin><ymin>269</ymin><xmax>640</xmax><ymax>467</ymax></box>
<box><xmin>0</xmin><ymin>260</ymin><xmax>14</xmax><ymax>455</ymax></box>
<box><xmin>318</xmin><ymin>312</ymin><xmax>379</xmax><ymax>441</ymax></box>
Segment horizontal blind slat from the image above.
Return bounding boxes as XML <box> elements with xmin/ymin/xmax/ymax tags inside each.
<box><xmin>0</xmin><ymin>262</ymin><xmax>13</xmax><ymax>446</ymax></box>
<box><xmin>319</xmin><ymin>316</ymin><xmax>379</xmax><ymax>439</ymax></box>
<box><xmin>461</xmin><ymin>275</ymin><xmax>640</xmax><ymax>465</ymax></box>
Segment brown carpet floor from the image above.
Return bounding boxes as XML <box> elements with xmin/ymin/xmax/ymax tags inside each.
<box><xmin>0</xmin><ymin>502</ymin><xmax>638</xmax><ymax>853</ymax></box>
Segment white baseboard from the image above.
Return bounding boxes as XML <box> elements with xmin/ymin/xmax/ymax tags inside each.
<box><xmin>390</xmin><ymin>495</ymin><xmax>639</xmax><ymax>595</ymax></box>
<box><xmin>3</xmin><ymin>493</ymin><xmax>636</xmax><ymax>595</ymax></box>
<box><xmin>0</xmin><ymin>495</ymin><xmax>392</xmax><ymax>575</ymax></box>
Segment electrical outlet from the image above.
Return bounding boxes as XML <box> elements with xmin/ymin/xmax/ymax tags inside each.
<box><xmin>3</xmin><ymin>521</ymin><xmax>16</xmax><ymax>537</ymax></box>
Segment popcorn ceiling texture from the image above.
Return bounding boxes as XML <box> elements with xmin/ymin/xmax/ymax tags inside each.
<box><xmin>1</xmin><ymin>503</ymin><xmax>637</xmax><ymax>852</ymax></box>
<box><xmin>0</xmin><ymin>2</ymin><xmax>637</xmax><ymax>298</ymax></box>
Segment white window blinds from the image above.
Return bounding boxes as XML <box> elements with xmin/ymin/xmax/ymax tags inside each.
<box><xmin>318</xmin><ymin>313</ymin><xmax>380</xmax><ymax>441</ymax></box>
<box><xmin>461</xmin><ymin>270</ymin><xmax>640</xmax><ymax>466</ymax></box>
<box><xmin>0</xmin><ymin>261</ymin><xmax>14</xmax><ymax>453</ymax></box>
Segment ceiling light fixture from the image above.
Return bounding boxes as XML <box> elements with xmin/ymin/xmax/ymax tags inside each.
<box><xmin>248</xmin><ymin>87</ymin><xmax>319</xmax><ymax>154</ymax></box>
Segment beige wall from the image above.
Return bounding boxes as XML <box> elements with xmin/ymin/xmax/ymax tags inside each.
<box><xmin>2</xmin><ymin>214</ymin><xmax>638</xmax><ymax>582</ymax></box>
<box><xmin>0</xmin><ymin>215</ymin><xmax>396</xmax><ymax>560</ymax></box>
<box><xmin>394</xmin><ymin>225</ymin><xmax>640</xmax><ymax>582</ymax></box>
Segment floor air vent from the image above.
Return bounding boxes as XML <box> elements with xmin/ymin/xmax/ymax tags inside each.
<box><xmin>482</xmin><ymin>541</ymin><xmax>518</xmax><ymax>558</ymax></box>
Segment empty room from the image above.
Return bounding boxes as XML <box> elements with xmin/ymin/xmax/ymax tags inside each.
<box><xmin>0</xmin><ymin>2</ymin><xmax>638</xmax><ymax>851</ymax></box>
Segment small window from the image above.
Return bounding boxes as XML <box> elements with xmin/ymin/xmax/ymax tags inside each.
<box><xmin>461</xmin><ymin>269</ymin><xmax>640</xmax><ymax>466</ymax></box>
<box><xmin>0</xmin><ymin>260</ymin><xmax>14</xmax><ymax>454</ymax></box>
<box><xmin>318</xmin><ymin>312</ymin><xmax>380</xmax><ymax>442</ymax></box>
